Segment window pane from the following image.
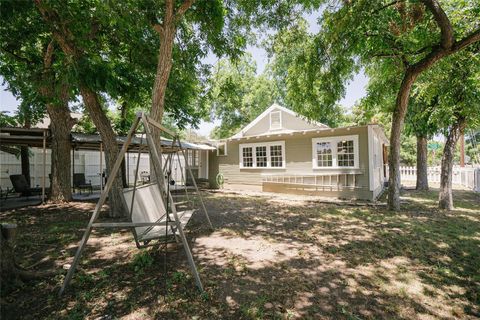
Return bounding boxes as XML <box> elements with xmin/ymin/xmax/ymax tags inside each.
<box><xmin>316</xmin><ymin>142</ymin><xmax>332</xmax><ymax>167</ymax></box>
<box><xmin>256</xmin><ymin>146</ymin><xmax>267</xmax><ymax>167</ymax></box>
<box><xmin>195</xmin><ymin>151</ymin><xmax>199</xmax><ymax>166</ymax></box>
<box><xmin>270</xmin><ymin>145</ymin><xmax>283</xmax><ymax>167</ymax></box>
<box><xmin>187</xmin><ymin>150</ymin><xmax>193</xmax><ymax>166</ymax></box>
<box><xmin>242</xmin><ymin>147</ymin><xmax>253</xmax><ymax>167</ymax></box>
<box><xmin>337</xmin><ymin>140</ymin><xmax>355</xmax><ymax>167</ymax></box>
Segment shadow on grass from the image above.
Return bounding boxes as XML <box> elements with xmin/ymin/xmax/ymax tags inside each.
<box><xmin>1</xmin><ymin>189</ymin><xmax>479</xmax><ymax>319</ymax></box>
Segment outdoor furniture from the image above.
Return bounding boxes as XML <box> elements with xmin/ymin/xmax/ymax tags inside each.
<box><xmin>9</xmin><ymin>174</ymin><xmax>42</xmax><ymax>198</ymax></box>
<box><xmin>73</xmin><ymin>173</ymin><xmax>93</xmax><ymax>195</ymax></box>
<box><xmin>59</xmin><ymin>113</ymin><xmax>213</xmax><ymax>296</ymax></box>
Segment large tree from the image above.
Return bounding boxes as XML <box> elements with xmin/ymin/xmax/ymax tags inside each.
<box><xmin>274</xmin><ymin>1</ymin><xmax>480</xmax><ymax>210</ymax></box>
<box><xmin>0</xmin><ymin>1</ymin><xmax>74</xmax><ymax>202</ymax></box>
<box><xmin>268</xmin><ymin>18</ymin><xmax>346</xmax><ymax>127</ymax></box>
<box><xmin>414</xmin><ymin>49</ymin><xmax>480</xmax><ymax>209</ymax></box>
<box><xmin>405</xmin><ymin>98</ymin><xmax>438</xmax><ymax>191</ymax></box>
<box><xmin>1</xmin><ymin>0</ymin><xmax>80</xmax><ymax>202</ymax></box>
<box><xmin>358</xmin><ymin>60</ymin><xmax>440</xmax><ymax>190</ymax></box>
<box><xmin>138</xmin><ymin>0</ymin><xmax>316</xmax><ymax>178</ymax></box>
<box><xmin>33</xmin><ymin>0</ymin><xmax>153</xmax><ymax>215</ymax></box>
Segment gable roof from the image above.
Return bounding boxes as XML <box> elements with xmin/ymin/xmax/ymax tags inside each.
<box><xmin>231</xmin><ymin>103</ymin><xmax>329</xmax><ymax>138</ymax></box>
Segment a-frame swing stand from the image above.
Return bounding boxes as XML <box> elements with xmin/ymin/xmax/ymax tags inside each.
<box><xmin>59</xmin><ymin>112</ymin><xmax>213</xmax><ymax>296</ymax></box>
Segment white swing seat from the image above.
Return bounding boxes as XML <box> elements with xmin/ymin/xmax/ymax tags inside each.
<box><xmin>123</xmin><ymin>183</ymin><xmax>195</xmax><ymax>242</ymax></box>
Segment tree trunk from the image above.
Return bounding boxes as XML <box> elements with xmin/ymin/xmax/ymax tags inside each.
<box><xmin>121</xmin><ymin>158</ymin><xmax>128</xmax><ymax>188</ymax></box>
<box><xmin>416</xmin><ymin>135</ymin><xmax>429</xmax><ymax>191</ymax></box>
<box><xmin>150</xmin><ymin>20</ymin><xmax>176</xmax><ymax>181</ymax></box>
<box><xmin>39</xmin><ymin>42</ymin><xmax>74</xmax><ymax>202</ymax></box>
<box><xmin>150</xmin><ymin>23</ymin><xmax>175</xmax><ymax>125</ymax></box>
<box><xmin>438</xmin><ymin>118</ymin><xmax>465</xmax><ymax>210</ymax></box>
<box><xmin>388</xmin><ymin>71</ymin><xmax>419</xmax><ymax>210</ymax></box>
<box><xmin>20</xmin><ymin>146</ymin><xmax>30</xmax><ymax>187</ymax></box>
<box><xmin>79</xmin><ymin>85</ymin><xmax>127</xmax><ymax>217</ymax></box>
<box><xmin>1</xmin><ymin>224</ymin><xmax>22</xmax><ymax>289</ymax></box>
<box><xmin>47</xmin><ymin>97</ymin><xmax>75</xmax><ymax>202</ymax></box>
<box><xmin>1</xmin><ymin>224</ymin><xmax>59</xmax><ymax>292</ymax></box>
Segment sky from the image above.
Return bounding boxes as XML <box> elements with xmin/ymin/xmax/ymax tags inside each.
<box><xmin>0</xmin><ymin>11</ymin><xmax>368</xmax><ymax>137</ymax></box>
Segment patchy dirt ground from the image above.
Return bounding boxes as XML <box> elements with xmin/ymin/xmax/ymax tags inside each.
<box><xmin>1</xmin><ymin>189</ymin><xmax>479</xmax><ymax>319</ymax></box>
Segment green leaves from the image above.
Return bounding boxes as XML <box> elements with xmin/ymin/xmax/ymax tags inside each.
<box><xmin>206</xmin><ymin>54</ymin><xmax>279</xmax><ymax>138</ymax></box>
<box><xmin>268</xmin><ymin>18</ymin><xmax>348</xmax><ymax>127</ymax></box>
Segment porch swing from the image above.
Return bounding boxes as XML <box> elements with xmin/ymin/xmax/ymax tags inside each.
<box><xmin>59</xmin><ymin>112</ymin><xmax>213</xmax><ymax>296</ymax></box>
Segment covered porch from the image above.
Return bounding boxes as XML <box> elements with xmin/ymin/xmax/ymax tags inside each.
<box><xmin>0</xmin><ymin>127</ymin><xmax>214</xmax><ymax>205</ymax></box>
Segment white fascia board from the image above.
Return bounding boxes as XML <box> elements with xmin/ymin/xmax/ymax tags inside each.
<box><xmin>368</xmin><ymin>125</ymin><xmax>374</xmax><ymax>191</ymax></box>
<box><xmin>230</xmin><ymin>103</ymin><xmax>329</xmax><ymax>139</ymax></box>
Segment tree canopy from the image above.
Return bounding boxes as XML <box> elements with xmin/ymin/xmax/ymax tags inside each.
<box><xmin>206</xmin><ymin>55</ymin><xmax>280</xmax><ymax>138</ymax></box>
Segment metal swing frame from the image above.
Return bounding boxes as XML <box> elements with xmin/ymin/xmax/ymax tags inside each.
<box><xmin>59</xmin><ymin>112</ymin><xmax>213</xmax><ymax>296</ymax></box>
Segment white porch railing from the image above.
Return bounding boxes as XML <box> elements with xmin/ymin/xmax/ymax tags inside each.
<box><xmin>399</xmin><ymin>165</ymin><xmax>480</xmax><ymax>191</ymax></box>
<box><xmin>262</xmin><ymin>173</ymin><xmax>363</xmax><ymax>191</ymax></box>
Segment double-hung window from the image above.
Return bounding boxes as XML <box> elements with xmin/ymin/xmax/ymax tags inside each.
<box><xmin>240</xmin><ymin>141</ymin><xmax>285</xmax><ymax>168</ymax></box>
<box><xmin>270</xmin><ymin>145</ymin><xmax>283</xmax><ymax>167</ymax></box>
<box><xmin>187</xmin><ymin>150</ymin><xmax>199</xmax><ymax>167</ymax></box>
<box><xmin>256</xmin><ymin>146</ymin><xmax>268</xmax><ymax>167</ymax></box>
<box><xmin>242</xmin><ymin>147</ymin><xmax>253</xmax><ymax>167</ymax></box>
<box><xmin>337</xmin><ymin>140</ymin><xmax>354</xmax><ymax>167</ymax></box>
<box><xmin>312</xmin><ymin>135</ymin><xmax>359</xmax><ymax>169</ymax></box>
<box><xmin>316</xmin><ymin>142</ymin><xmax>332</xmax><ymax>167</ymax></box>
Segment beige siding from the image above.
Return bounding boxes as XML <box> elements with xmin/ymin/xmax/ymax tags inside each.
<box><xmin>246</xmin><ymin>109</ymin><xmax>323</xmax><ymax>136</ymax></box>
<box><xmin>211</xmin><ymin>126</ymin><xmax>376</xmax><ymax>200</ymax></box>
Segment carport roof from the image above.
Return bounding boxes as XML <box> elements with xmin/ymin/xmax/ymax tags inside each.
<box><xmin>0</xmin><ymin>127</ymin><xmax>215</xmax><ymax>152</ymax></box>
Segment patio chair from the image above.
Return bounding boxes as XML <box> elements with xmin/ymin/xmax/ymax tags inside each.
<box><xmin>73</xmin><ymin>173</ymin><xmax>93</xmax><ymax>195</ymax></box>
<box><xmin>9</xmin><ymin>174</ymin><xmax>42</xmax><ymax>198</ymax></box>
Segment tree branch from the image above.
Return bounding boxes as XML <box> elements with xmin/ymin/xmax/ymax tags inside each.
<box><xmin>453</xmin><ymin>28</ymin><xmax>480</xmax><ymax>52</ymax></box>
<box><xmin>152</xmin><ymin>23</ymin><xmax>164</xmax><ymax>35</ymax></box>
<box><xmin>0</xmin><ymin>145</ymin><xmax>20</xmax><ymax>156</ymax></box>
<box><xmin>43</xmin><ymin>40</ymin><xmax>55</xmax><ymax>69</ymax></box>
<box><xmin>421</xmin><ymin>0</ymin><xmax>454</xmax><ymax>49</ymax></box>
<box><xmin>371</xmin><ymin>0</ymin><xmax>403</xmax><ymax>15</ymax></box>
<box><xmin>34</xmin><ymin>0</ymin><xmax>81</xmax><ymax>57</ymax></box>
<box><xmin>372</xmin><ymin>52</ymin><xmax>401</xmax><ymax>58</ymax></box>
<box><xmin>0</xmin><ymin>48</ymin><xmax>34</xmax><ymax>65</ymax></box>
<box><xmin>165</xmin><ymin>0</ymin><xmax>174</xmax><ymax>22</ymax></box>
<box><xmin>175</xmin><ymin>0</ymin><xmax>195</xmax><ymax>21</ymax></box>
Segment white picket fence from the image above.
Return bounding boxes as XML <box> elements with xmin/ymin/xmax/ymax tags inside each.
<box><xmin>399</xmin><ymin>165</ymin><xmax>480</xmax><ymax>191</ymax></box>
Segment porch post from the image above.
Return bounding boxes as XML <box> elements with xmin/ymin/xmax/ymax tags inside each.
<box><xmin>126</xmin><ymin>150</ymin><xmax>129</xmax><ymax>186</ymax></box>
<box><xmin>100</xmin><ymin>143</ymin><xmax>103</xmax><ymax>192</ymax></box>
<box><xmin>42</xmin><ymin>130</ymin><xmax>46</xmax><ymax>203</ymax></box>
<box><xmin>72</xmin><ymin>146</ymin><xmax>75</xmax><ymax>193</ymax></box>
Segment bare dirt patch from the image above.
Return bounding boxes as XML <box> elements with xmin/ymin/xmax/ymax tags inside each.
<box><xmin>1</xmin><ymin>189</ymin><xmax>479</xmax><ymax>319</ymax></box>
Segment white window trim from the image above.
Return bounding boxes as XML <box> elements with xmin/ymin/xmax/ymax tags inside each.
<box><xmin>312</xmin><ymin>135</ymin><xmax>359</xmax><ymax>169</ymax></box>
<box><xmin>187</xmin><ymin>150</ymin><xmax>200</xmax><ymax>168</ymax></box>
<box><xmin>269</xmin><ymin>111</ymin><xmax>282</xmax><ymax>130</ymax></box>
<box><xmin>217</xmin><ymin>142</ymin><xmax>227</xmax><ymax>156</ymax></box>
<box><xmin>239</xmin><ymin>141</ymin><xmax>286</xmax><ymax>169</ymax></box>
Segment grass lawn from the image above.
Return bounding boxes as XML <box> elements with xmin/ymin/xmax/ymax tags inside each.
<box><xmin>1</xmin><ymin>189</ymin><xmax>479</xmax><ymax>319</ymax></box>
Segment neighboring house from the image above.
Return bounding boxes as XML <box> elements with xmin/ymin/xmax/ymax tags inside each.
<box><xmin>208</xmin><ymin>104</ymin><xmax>389</xmax><ymax>201</ymax></box>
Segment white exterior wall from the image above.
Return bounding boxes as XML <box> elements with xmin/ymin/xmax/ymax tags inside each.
<box><xmin>0</xmin><ymin>149</ymin><xmax>207</xmax><ymax>189</ymax></box>
<box><xmin>368</xmin><ymin>126</ymin><xmax>387</xmax><ymax>199</ymax></box>
<box><xmin>0</xmin><ymin>148</ymin><xmax>52</xmax><ymax>188</ymax></box>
